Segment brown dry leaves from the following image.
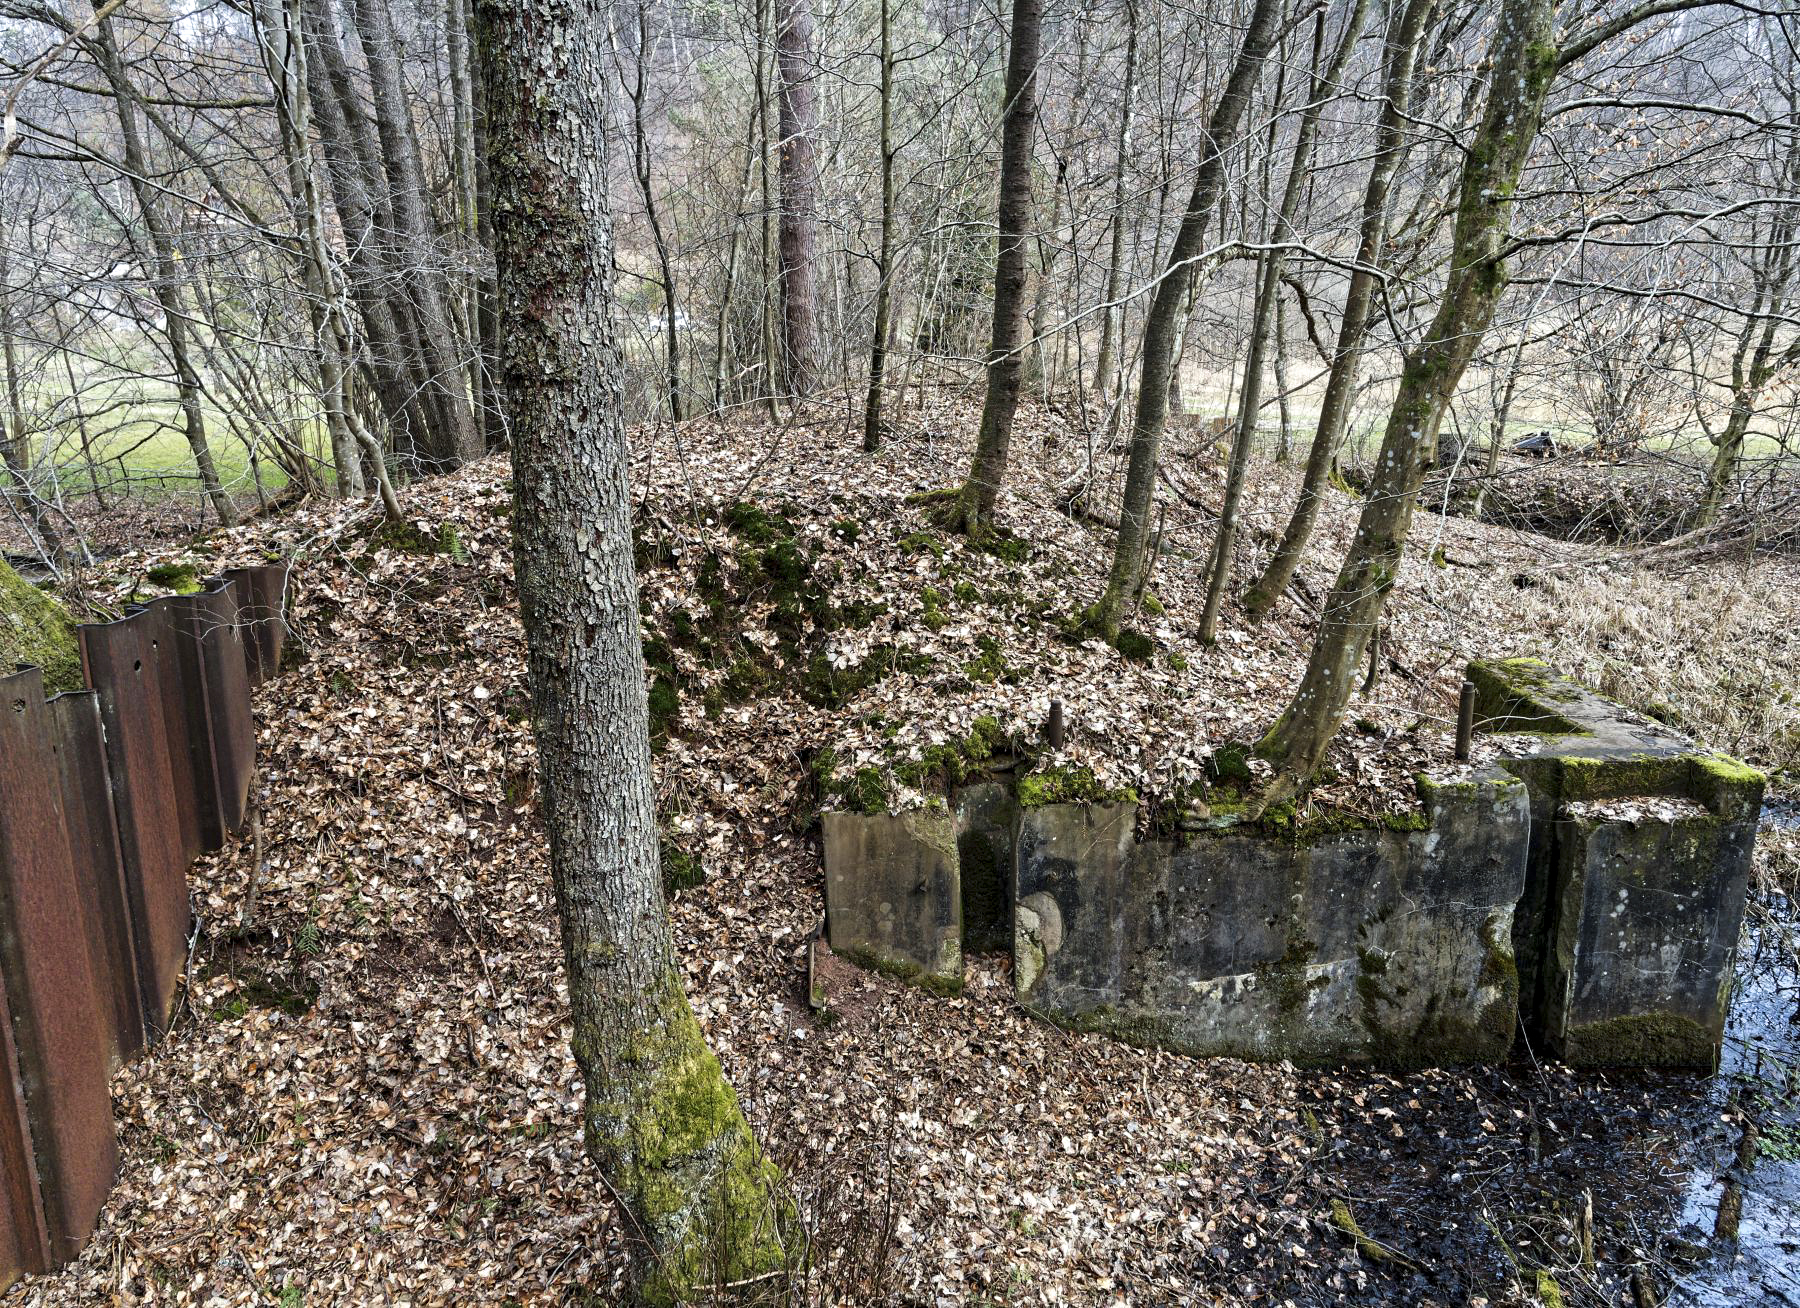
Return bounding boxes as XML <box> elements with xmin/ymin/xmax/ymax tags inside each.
<box><xmin>15</xmin><ymin>398</ymin><xmax>1792</xmax><ymax>1306</ymax></box>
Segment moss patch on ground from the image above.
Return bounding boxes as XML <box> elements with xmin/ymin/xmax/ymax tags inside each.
<box><xmin>0</xmin><ymin>559</ymin><xmax>81</xmax><ymax>693</ymax></box>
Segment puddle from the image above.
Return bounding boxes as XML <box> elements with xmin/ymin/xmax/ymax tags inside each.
<box><xmin>1667</xmin><ymin>805</ymin><xmax>1800</xmax><ymax>1307</ymax></box>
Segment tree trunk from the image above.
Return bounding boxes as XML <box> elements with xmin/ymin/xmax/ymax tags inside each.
<box><xmin>863</xmin><ymin>0</ymin><xmax>896</xmax><ymax>451</ymax></box>
<box><xmin>0</xmin><ymin>239</ymin><xmax>64</xmax><ymax>563</ymax></box>
<box><xmin>1197</xmin><ymin>0</ymin><xmax>1367</xmax><ymax>644</ymax></box>
<box><xmin>471</xmin><ymin>0</ymin><xmax>789</xmax><ymax>1297</ymax></box>
<box><xmin>622</xmin><ymin>1</ymin><xmax>685</xmax><ymax>422</ymax></box>
<box><xmin>94</xmin><ymin>20</ymin><xmax>237</xmax><ymax>528</ymax></box>
<box><xmin>350</xmin><ymin>0</ymin><xmax>482</xmax><ymax>468</ymax></box>
<box><xmin>298</xmin><ymin>0</ymin><xmax>440</xmax><ymax>463</ymax></box>
<box><xmin>944</xmin><ymin>0</ymin><xmax>1044</xmax><ymax>535</ymax></box>
<box><xmin>1089</xmin><ymin>4</ymin><xmax>1139</xmax><ymax>399</ymax></box>
<box><xmin>1087</xmin><ymin>0</ymin><xmax>1282</xmax><ymax>637</ymax></box>
<box><xmin>775</xmin><ymin>0</ymin><xmax>820</xmax><ymax>396</ymax></box>
<box><xmin>1256</xmin><ymin>0</ymin><xmax>1558</xmax><ymax>795</ymax></box>
<box><xmin>1242</xmin><ymin>0</ymin><xmax>1436</xmax><ymax>618</ymax></box>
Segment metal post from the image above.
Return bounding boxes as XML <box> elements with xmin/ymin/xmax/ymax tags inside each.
<box><xmin>1047</xmin><ymin>699</ymin><xmax>1065</xmax><ymax>750</ymax></box>
<box><xmin>1455</xmin><ymin>680</ymin><xmax>1476</xmax><ymax>761</ymax></box>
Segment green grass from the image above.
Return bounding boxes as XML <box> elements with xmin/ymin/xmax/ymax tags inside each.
<box><xmin>43</xmin><ymin>399</ymin><xmax>304</xmax><ymax>502</ymax></box>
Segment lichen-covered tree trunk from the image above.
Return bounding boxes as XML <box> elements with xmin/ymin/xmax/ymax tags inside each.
<box><xmin>1087</xmin><ymin>0</ymin><xmax>1281</xmax><ymax>637</ymax></box>
<box><xmin>775</xmin><ymin>0</ymin><xmax>820</xmax><ymax>397</ymax></box>
<box><xmin>472</xmin><ymin>0</ymin><xmax>788</xmax><ymax>1299</ymax></box>
<box><xmin>945</xmin><ymin>0</ymin><xmax>1043</xmax><ymax>535</ymax></box>
<box><xmin>1197</xmin><ymin>0</ymin><xmax>1368</xmax><ymax>644</ymax></box>
<box><xmin>1256</xmin><ymin>0</ymin><xmax>1557</xmax><ymax>796</ymax></box>
<box><xmin>1242</xmin><ymin>0</ymin><xmax>1435</xmax><ymax>618</ymax></box>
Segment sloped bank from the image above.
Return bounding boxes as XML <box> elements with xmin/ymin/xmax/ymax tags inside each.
<box><xmin>822</xmin><ymin>661</ymin><xmax>1763</xmax><ymax>1070</ymax></box>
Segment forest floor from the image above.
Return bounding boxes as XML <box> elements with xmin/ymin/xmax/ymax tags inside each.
<box><xmin>9</xmin><ymin>397</ymin><xmax>1799</xmax><ymax>1307</ymax></box>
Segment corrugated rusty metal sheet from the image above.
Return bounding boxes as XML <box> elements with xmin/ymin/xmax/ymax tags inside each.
<box><xmin>191</xmin><ymin>578</ymin><xmax>255</xmax><ymax>841</ymax></box>
<box><xmin>45</xmin><ymin>692</ymin><xmax>143</xmax><ymax>1066</ymax></box>
<box><xmin>0</xmin><ymin>669</ymin><xmax>119</xmax><ymax>1262</ymax></box>
<box><xmin>133</xmin><ymin>601</ymin><xmax>208</xmax><ymax>866</ymax></box>
<box><xmin>0</xmin><ymin>960</ymin><xmax>48</xmax><ymax>1287</ymax></box>
<box><xmin>78</xmin><ymin>614</ymin><xmax>191</xmax><ymax>1040</ymax></box>
<box><xmin>225</xmin><ymin>564</ymin><xmax>289</xmax><ymax>686</ymax></box>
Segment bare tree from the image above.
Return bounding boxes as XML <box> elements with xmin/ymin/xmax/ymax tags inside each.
<box><xmin>473</xmin><ymin>0</ymin><xmax>790</xmax><ymax>1296</ymax></box>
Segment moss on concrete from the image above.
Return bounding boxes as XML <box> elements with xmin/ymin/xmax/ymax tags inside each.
<box><xmin>1016</xmin><ymin>765</ymin><xmax>1137</xmax><ymax>809</ymax></box>
<box><xmin>0</xmin><ymin>559</ymin><xmax>80</xmax><ymax>693</ymax></box>
<box><xmin>1562</xmin><ymin>1011</ymin><xmax>1717</xmax><ymax>1069</ymax></box>
<box><xmin>835</xmin><ymin>944</ymin><xmax>964</xmax><ymax>997</ymax></box>
<box><xmin>1467</xmin><ymin>657</ymin><xmax>1591</xmax><ymax>736</ymax></box>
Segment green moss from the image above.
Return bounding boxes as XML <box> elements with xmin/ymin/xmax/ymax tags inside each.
<box><xmin>1140</xmin><ymin>590</ymin><xmax>1165</xmax><ymax>616</ymax></box>
<box><xmin>1466</xmin><ymin>657</ymin><xmax>1591</xmax><ymax>737</ymax></box>
<box><xmin>1113</xmin><ymin>628</ymin><xmax>1154</xmax><ymax>662</ymax></box>
<box><xmin>660</xmin><ymin>841</ymin><xmax>706</xmax><ymax>894</ymax></box>
<box><xmin>829</xmin><ymin>517</ymin><xmax>861</xmax><ymax>544</ymax></box>
<box><xmin>1534</xmin><ymin>1271</ymin><xmax>1566</xmax><ymax>1308</ymax></box>
<box><xmin>962</xmin><ymin>633</ymin><xmax>1012</xmax><ymax>685</ymax></box>
<box><xmin>835</xmin><ymin>945</ymin><xmax>964</xmax><ymax>997</ymax></box>
<box><xmin>840</xmin><ymin>767</ymin><xmax>891</xmax><ymax>815</ymax></box>
<box><xmin>1562</xmin><ymin>1011</ymin><xmax>1716</xmax><ymax>1068</ymax></box>
<box><xmin>1016</xmin><ymin>765</ymin><xmax>1137</xmax><ymax>809</ymax></box>
<box><xmin>0</xmin><ymin>560</ymin><xmax>80</xmax><ymax>693</ymax></box>
<box><xmin>898</xmin><ymin>530</ymin><xmax>944</xmax><ymax>561</ymax></box>
<box><xmin>1167</xmin><ymin>653</ymin><xmax>1189</xmax><ymax>672</ymax></box>
<box><xmin>647</xmin><ymin>675</ymin><xmax>680</xmax><ymax>740</ymax></box>
<box><xmin>920</xmin><ymin>586</ymin><xmax>949</xmax><ymax>631</ymax></box>
<box><xmin>584</xmin><ymin>984</ymin><xmax>791</xmax><ymax>1303</ymax></box>
<box><xmin>724</xmin><ymin>500</ymin><xmax>789</xmax><ymax>545</ymax></box>
<box><xmin>972</xmin><ymin>527</ymin><xmax>1031</xmax><ymax>564</ymax></box>
<box><xmin>1328</xmin><ymin>1200</ymin><xmax>1418</xmax><ymax>1270</ymax></box>
<box><xmin>1209</xmin><ymin>745</ymin><xmax>1254</xmax><ymax>787</ymax></box>
<box><xmin>145</xmin><ymin>561</ymin><xmax>203</xmax><ymax>594</ymax></box>
<box><xmin>952</xmin><ymin>581</ymin><xmax>980</xmax><ymax>604</ymax></box>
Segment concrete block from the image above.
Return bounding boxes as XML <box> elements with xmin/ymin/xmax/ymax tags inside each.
<box><xmin>822</xmin><ymin>808</ymin><xmax>962</xmax><ymax>992</ymax></box>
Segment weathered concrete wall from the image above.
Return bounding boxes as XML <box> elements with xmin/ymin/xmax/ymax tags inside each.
<box><xmin>821</xmin><ymin>808</ymin><xmax>962</xmax><ymax>992</ymax></box>
<box><xmin>1011</xmin><ymin>773</ymin><xmax>1531</xmax><ymax>1066</ymax></box>
<box><xmin>818</xmin><ymin>660</ymin><xmax>1762</xmax><ymax>1071</ymax></box>
<box><xmin>953</xmin><ymin>779</ymin><xmax>1017</xmax><ymax>954</ymax></box>
<box><xmin>1469</xmin><ymin>658</ymin><xmax>1764</xmax><ymax>1068</ymax></box>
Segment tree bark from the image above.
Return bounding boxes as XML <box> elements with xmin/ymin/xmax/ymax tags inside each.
<box><xmin>775</xmin><ymin>0</ymin><xmax>820</xmax><ymax>396</ymax></box>
<box><xmin>1257</xmin><ymin>0</ymin><xmax>1558</xmax><ymax>794</ymax></box>
<box><xmin>93</xmin><ymin>19</ymin><xmax>237</xmax><ymax>527</ymax></box>
<box><xmin>472</xmin><ymin>0</ymin><xmax>789</xmax><ymax>1297</ymax></box>
<box><xmin>1090</xmin><ymin>4</ymin><xmax>1138</xmax><ymax>400</ymax></box>
<box><xmin>620</xmin><ymin>1</ymin><xmax>685</xmax><ymax>422</ymax></box>
<box><xmin>1242</xmin><ymin>0</ymin><xmax>1437</xmax><ymax>618</ymax></box>
<box><xmin>350</xmin><ymin>0</ymin><xmax>482</xmax><ymax>468</ymax></box>
<box><xmin>944</xmin><ymin>0</ymin><xmax>1044</xmax><ymax>535</ymax></box>
<box><xmin>1198</xmin><ymin>0</ymin><xmax>1368</xmax><ymax>644</ymax></box>
<box><xmin>862</xmin><ymin>0</ymin><xmax>896</xmax><ymax>451</ymax></box>
<box><xmin>1087</xmin><ymin>0</ymin><xmax>1283</xmax><ymax>636</ymax></box>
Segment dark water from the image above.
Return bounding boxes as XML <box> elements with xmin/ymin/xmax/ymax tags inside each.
<box><xmin>1668</xmin><ymin>805</ymin><xmax>1800</xmax><ymax>1306</ymax></box>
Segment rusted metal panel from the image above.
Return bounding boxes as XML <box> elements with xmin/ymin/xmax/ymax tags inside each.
<box><xmin>0</xmin><ymin>669</ymin><xmax>119</xmax><ymax>1263</ymax></box>
<box><xmin>191</xmin><ymin>578</ymin><xmax>255</xmax><ymax>840</ymax></box>
<box><xmin>225</xmin><ymin>563</ymin><xmax>289</xmax><ymax>686</ymax></box>
<box><xmin>0</xmin><ymin>960</ymin><xmax>48</xmax><ymax>1284</ymax></box>
<box><xmin>45</xmin><ymin>692</ymin><xmax>144</xmax><ymax>1065</ymax></box>
<box><xmin>132</xmin><ymin>602</ymin><xmax>206</xmax><ymax>866</ymax></box>
<box><xmin>78</xmin><ymin>615</ymin><xmax>191</xmax><ymax>1040</ymax></box>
